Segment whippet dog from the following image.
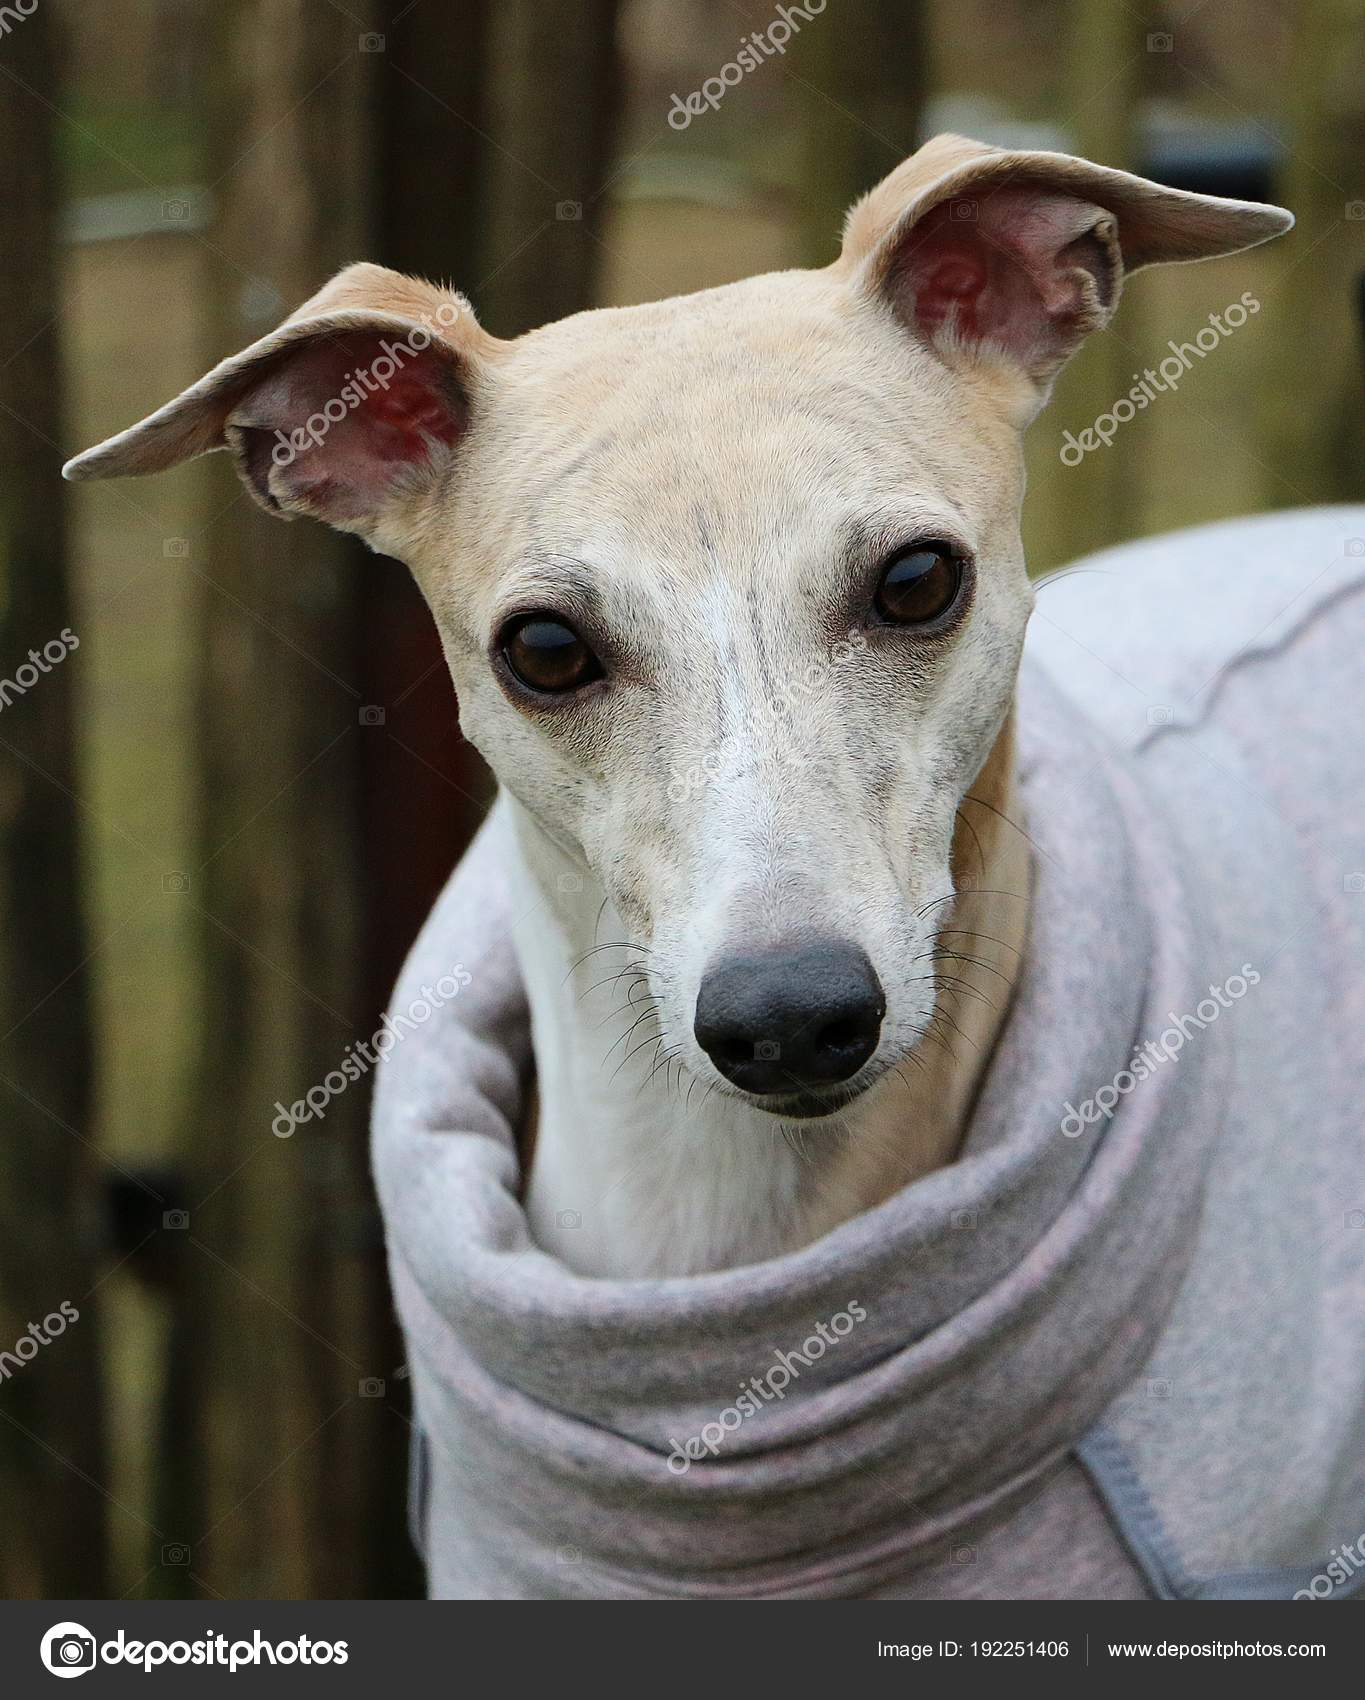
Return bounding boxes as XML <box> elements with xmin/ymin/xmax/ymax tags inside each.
<box><xmin>66</xmin><ymin>134</ymin><xmax>1291</xmax><ymax>1279</ymax></box>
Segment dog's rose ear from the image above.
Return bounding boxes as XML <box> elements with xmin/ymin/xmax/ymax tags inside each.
<box><xmin>63</xmin><ymin>262</ymin><xmax>502</xmax><ymax>543</ymax></box>
<box><xmin>836</xmin><ymin>133</ymin><xmax>1292</xmax><ymax>416</ymax></box>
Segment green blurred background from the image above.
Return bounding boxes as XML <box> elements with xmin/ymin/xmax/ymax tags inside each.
<box><xmin>1</xmin><ymin>0</ymin><xmax>1361</xmax><ymax>1600</ymax></box>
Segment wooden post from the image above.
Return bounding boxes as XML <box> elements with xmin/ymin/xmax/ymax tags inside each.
<box><xmin>368</xmin><ymin>0</ymin><xmax>496</xmax><ymax>1009</ymax></box>
<box><xmin>176</xmin><ymin>0</ymin><xmax>383</xmax><ymax>1600</ymax></box>
<box><xmin>0</xmin><ymin>3</ymin><xmax>109</xmax><ymax>1598</ymax></box>
<box><xmin>1024</xmin><ymin>2</ymin><xmax>1145</xmax><ymax>572</ymax></box>
<box><xmin>1264</xmin><ymin>0</ymin><xmax>1365</xmax><ymax>506</ymax></box>
<box><xmin>792</xmin><ymin>0</ymin><xmax>928</xmax><ymax>266</ymax></box>
<box><xmin>480</xmin><ymin>0</ymin><xmax>624</xmax><ymax>337</ymax></box>
<box><xmin>353</xmin><ymin>0</ymin><xmax>497</xmax><ymax>1598</ymax></box>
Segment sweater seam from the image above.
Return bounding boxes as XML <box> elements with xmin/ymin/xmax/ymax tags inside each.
<box><xmin>1134</xmin><ymin>573</ymin><xmax>1365</xmax><ymax>757</ymax></box>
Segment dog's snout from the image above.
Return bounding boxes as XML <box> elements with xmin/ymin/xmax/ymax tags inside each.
<box><xmin>693</xmin><ymin>940</ymin><xmax>885</xmax><ymax>1096</ymax></box>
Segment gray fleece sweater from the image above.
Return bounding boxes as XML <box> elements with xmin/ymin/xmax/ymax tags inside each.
<box><xmin>372</xmin><ymin>507</ymin><xmax>1365</xmax><ymax>1600</ymax></box>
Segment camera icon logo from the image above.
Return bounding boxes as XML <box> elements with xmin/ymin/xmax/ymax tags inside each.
<box><xmin>556</xmin><ymin>1209</ymin><xmax>582</xmax><ymax>1230</ymax></box>
<box><xmin>359</xmin><ymin>705</ymin><xmax>386</xmax><ymax>726</ymax></box>
<box><xmin>41</xmin><ymin>1622</ymin><xmax>97</xmax><ymax>1677</ymax></box>
<box><xmin>1147</xmin><ymin>30</ymin><xmax>1173</xmax><ymax>51</ymax></box>
<box><xmin>754</xmin><ymin>1040</ymin><xmax>780</xmax><ymax>1062</ymax></box>
<box><xmin>950</xmin><ymin>1207</ymin><xmax>979</xmax><ymax>1231</ymax></box>
<box><xmin>1148</xmin><ymin>1377</ymin><xmax>1172</xmax><ymax>1400</ymax></box>
<box><xmin>1346</xmin><ymin>202</ymin><xmax>1365</xmax><ymax>223</ymax></box>
<box><xmin>162</xmin><ymin>198</ymin><xmax>191</xmax><ymax>223</ymax></box>
<box><xmin>1146</xmin><ymin>704</ymin><xmax>1174</xmax><ymax>726</ymax></box>
<box><xmin>1345</xmin><ymin>538</ymin><xmax>1365</xmax><ymax>556</ymax></box>
<box><xmin>557</xmin><ymin>872</ymin><xmax>582</xmax><ymax>894</ymax></box>
<box><xmin>1345</xmin><ymin>872</ymin><xmax>1365</xmax><ymax>894</ymax></box>
<box><xmin>359</xmin><ymin>1376</ymin><xmax>386</xmax><ymax>1398</ymax></box>
<box><xmin>162</xmin><ymin>871</ymin><xmax>191</xmax><ymax>894</ymax></box>
<box><xmin>556</xmin><ymin>201</ymin><xmax>583</xmax><ymax>222</ymax></box>
<box><xmin>163</xmin><ymin>1210</ymin><xmax>189</xmax><ymax>1231</ymax></box>
<box><xmin>359</xmin><ymin>32</ymin><xmax>386</xmax><ymax>52</ymax></box>
<box><xmin>948</xmin><ymin>199</ymin><xmax>977</xmax><ymax>222</ymax></box>
<box><xmin>161</xmin><ymin>1542</ymin><xmax>191</xmax><ymax>1566</ymax></box>
<box><xmin>163</xmin><ymin>537</ymin><xmax>190</xmax><ymax>559</ymax></box>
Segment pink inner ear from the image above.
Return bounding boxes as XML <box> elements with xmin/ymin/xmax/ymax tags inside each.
<box><xmin>918</xmin><ymin>251</ymin><xmax>991</xmax><ymax>338</ymax></box>
<box><xmin>232</xmin><ymin>330</ymin><xmax>466</xmax><ymax>522</ymax></box>
<box><xmin>364</xmin><ymin>362</ymin><xmax>464</xmax><ymax>457</ymax></box>
<box><xmin>888</xmin><ymin>187</ymin><xmax>1119</xmax><ymax>380</ymax></box>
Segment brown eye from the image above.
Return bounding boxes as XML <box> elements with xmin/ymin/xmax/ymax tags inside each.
<box><xmin>502</xmin><ymin>614</ymin><xmax>602</xmax><ymax>694</ymax></box>
<box><xmin>874</xmin><ymin>544</ymin><xmax>963</xmax><ymax>626</ymax></box>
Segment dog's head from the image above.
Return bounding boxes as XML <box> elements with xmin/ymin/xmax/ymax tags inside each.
<box><xmin>68</xmin><ymin>136</ymin><xmax>1289</xmax><ymax>1119</ymax></box>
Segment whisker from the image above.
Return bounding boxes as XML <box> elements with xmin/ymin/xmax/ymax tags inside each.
<box><xmin>953</xmin><ymin>802</ymin><xmax>987</xmax><ymax>881</ymax></box>
<box><xmin>582</xmin><ymin>957</ymin><xmax>654</xmax><ymax>1006</ymax></box>
<box><xmin>915</xmin><ymin>887</ymin><xmax>1029</xmax><ymax>919</ymax></box>
<box><xmin>933</xmin><ymin>926</ymin><xmax>1023</xmax><ymax>959</ymax></box>
<box><xmin>926</xmin><ymin>1003</ymin><xmax>979</xmax><ymax>1052</ymax></box>
<box><xmin>603</xmin><ymin>1004</ymin><xmax>661</xmax><ymax>1065</ymax></box>
<box><xmin>565</xmin><ymin>938</ymin><xmax>654</xmax><ymax>983</ymax></box>
<box><xmin>915</xmin><ymin>971</ymin><xmax>994</xmax><ymax>1011</ymax></box>
<box><xmin>592</xmin><ymin>980</ymin><xmax>654</xmax><ymax>1036</ymax></box>
<box><xmin>924</xmin><ymin>947</ymin><xmax>1012</xmax><ymax>984</ymax></box>
<box><xmin>644</xmin><ymin>1042</ymin><xmax>683</xmax><ymax>1095</ymax></box>
<box><xmin>608</xmin><ymin>1022</ymin><xmax>664</xmax><ymax>1087</ymax></box>
<box><xmin>959</xmin><ymin>792</ymin><xmax>1055</xmax><ymax>867</ymax></box>
<box><xmin>620</xmin><ymin>1024</ymin><xmax>668</xmax><ymax>1073</ymax></box>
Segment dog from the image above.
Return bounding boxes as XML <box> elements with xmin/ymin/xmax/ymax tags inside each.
<box><xmin>66</xmin><ymin>134</ymin><xmax>1292</xmax><ymax>1283</ymax></box>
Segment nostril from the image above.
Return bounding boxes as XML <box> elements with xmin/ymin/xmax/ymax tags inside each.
<box><xmin>816</xmin><ymin>1014</ymin><xmax>871</xmax><ymax>1055</ymax></box>
<box><xmin>712</xmin><ymin>1036</ymin><xmax>757</xmax><ymax>1071</ymax></box>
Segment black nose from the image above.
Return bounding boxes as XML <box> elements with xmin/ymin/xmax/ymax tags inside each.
<box><xmin>693</xmin><ymin>941</ymin><xmax>885</xmax><ymax>1095</ymax></box>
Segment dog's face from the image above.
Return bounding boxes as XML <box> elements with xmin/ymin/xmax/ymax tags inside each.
<box><xmin>67</xmin><ymin>135</ymin><xmax>1290</xmax><ymax>1118</ymax></box>
<box><xmin>427</xmin><ymin>271</ymin><xmax>1032</xmax><ymax>1113</ymax></box>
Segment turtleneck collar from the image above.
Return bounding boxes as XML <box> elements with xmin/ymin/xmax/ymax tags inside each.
<box><xmin>374</xmin><ymin>658</ymin><xmax>1229</xmax><ymax>1598</ymax></box>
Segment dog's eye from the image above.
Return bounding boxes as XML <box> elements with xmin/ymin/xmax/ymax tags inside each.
<box><xmin>501</xmin><ymin>614</ymin><xmax>602</xmax><ymax>694</ymax></box>
<box><xmin>874</xmin><ymin>544</ymin><xmax>963</xmax><ymax>626</ymax></box>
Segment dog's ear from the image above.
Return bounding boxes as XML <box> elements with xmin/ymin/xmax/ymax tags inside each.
<box><xmin>836</xmin><ymin>133</ymin><xmax>1292</xmax><ymax>418</ymax></box>
<box><xmin>63</xmin><ymin>262</ymin><xmax>502</xmax><ymax>545</ymax></box>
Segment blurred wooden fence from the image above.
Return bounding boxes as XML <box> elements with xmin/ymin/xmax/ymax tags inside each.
<box><xmin>0</xmin><ymin>0</ymin><xmax>1361</xmax><ymax>1600</ymax></box>
<box><xmin>0</xmin><ymin>0</ymin><xmax>107</xmax><ymax>1600</ymax></box>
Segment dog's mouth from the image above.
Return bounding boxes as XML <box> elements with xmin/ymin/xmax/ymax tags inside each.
<box><xmin>722</xmin><ymin>1071</ymin><xmax>885</xmax><ymax>1122</ymax></box>
<box><xmin>758</xmin><ymin>1089</ymin><xmax>864</xmax><ymax>1121</ymax></box>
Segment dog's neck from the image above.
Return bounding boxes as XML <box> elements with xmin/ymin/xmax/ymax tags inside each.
<box><xmin>510</xmin><ymin>719</ymin><xmax>1030</xmax><ymax>1278</ymax></box>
